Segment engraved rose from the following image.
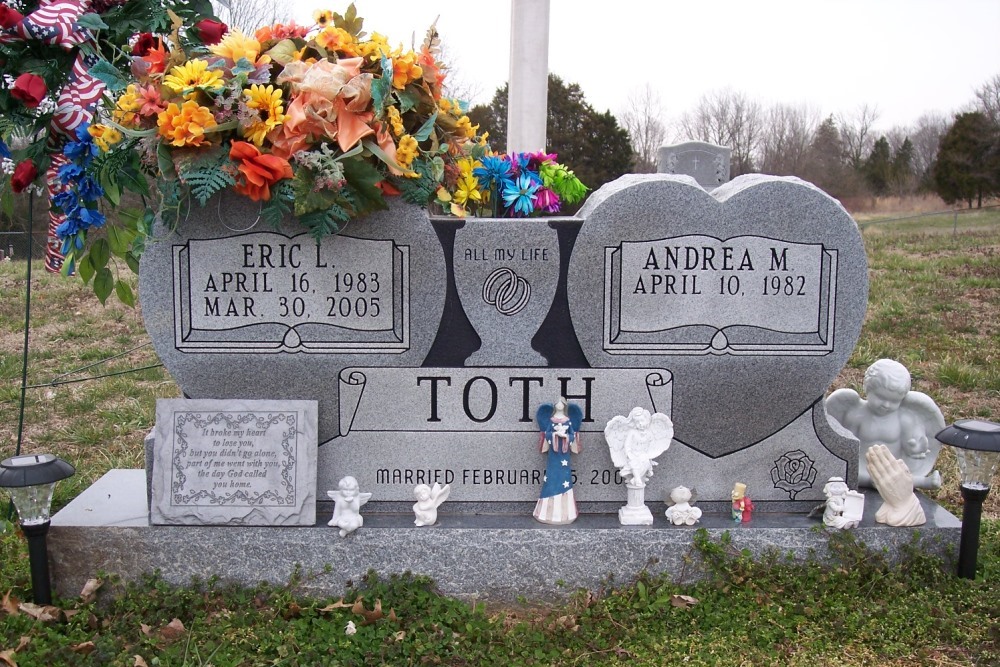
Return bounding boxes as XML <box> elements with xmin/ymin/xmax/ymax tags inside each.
<box><xmin>770</xmin><ymin>449</ymin><xmax>818</xmax><ymax>499</ymax></box>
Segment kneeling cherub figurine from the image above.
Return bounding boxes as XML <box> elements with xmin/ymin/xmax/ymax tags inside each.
<box><xmin>413</xmin><ymin>482</ymin><xmax>451</xmax><ymax>527</ymax></box>
<box><xmin>826</xmin><ymin>359</ymin><xmax>945</xmax><ymax>490</ymax></box>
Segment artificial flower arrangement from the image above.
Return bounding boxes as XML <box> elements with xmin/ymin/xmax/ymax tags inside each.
<box><xmin>1</xmin><ymin>2</ymin><xmax>586</xmax><ymax>305</ymax></box>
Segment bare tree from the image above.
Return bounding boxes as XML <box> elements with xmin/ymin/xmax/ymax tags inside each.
<box><xmin>677</xmin><ymin>88</ymin><xmax>762</xmax><ymax>175</ymax></box>
<box><xmin>837</xmin><ymin>103</ymin><xmax>880</xmax><ymax>170</ymax></box>
<box><xmin>758</xmin><ymin>103</ymin><xmax>818</xmax><ymax>176</ymax></box>
<box><xmin>212</xmin><ymin>0</ymin><xmax>290</xmax><ymax>33</ymax></box>
<box><xmin>974</xmin><ymin>72</ymin><xmax>1000</xmax><ymax>126</ymax></box>
<box><xmin>619</xmin><ymin>84</ymin><xmax>667</xmax><ymax>173</ymax></box>
<box><xmin>910</xmin><ymin>112</ymin><xmax>949</xmax><ymax>188</ymax></box>
<box><xmin>436</xmin><ymin>42</ymin><xmax>483</xmax><ymax>106</ymax></box>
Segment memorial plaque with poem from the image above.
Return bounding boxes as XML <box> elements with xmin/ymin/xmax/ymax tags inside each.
<box><xmin>151</xmin><ymin>399</ymin><xmax>318</xmax><ymax>526</ymax></box>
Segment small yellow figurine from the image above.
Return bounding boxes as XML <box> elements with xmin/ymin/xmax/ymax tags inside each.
<box><xmin>731</xmin><ymin>482</ymin><xmax>753</xmax><ymax>523</ymax></box>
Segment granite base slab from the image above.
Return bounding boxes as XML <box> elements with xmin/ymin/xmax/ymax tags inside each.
<box><xmin>49</xmin><ymin>470</ymin><xmax>961</xmax><ymax>603</ymax></box>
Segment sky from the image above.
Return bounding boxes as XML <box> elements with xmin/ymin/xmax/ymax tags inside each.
<box><xmin>287</xmin><ymin>0</ymin><xmax>1000</xmax><ymax>134</ymax></box>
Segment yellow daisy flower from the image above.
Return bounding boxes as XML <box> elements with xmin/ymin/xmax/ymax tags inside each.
<box><xmin>453</xmin><ymin>174</ymin><xmax>482</xmax><ymax>207</ymax></box>
<box><xmin>163</xmin><ymin>59</ymin><xmax>225</xmax><ymax>95</ymax></box>
<box><xmin>209</xmin><ymin>30</ymin><xmax>269</xmax><ymax>66</ymax></box>
<box><xmin>242</xmin><ymin>84</ymin><xmax>287</xmax><ymax>146</ymax></box>
<box><xmin>456</xmin><ymin>115</ymin><xmax>478</xmax><ymax>139</ymax></box>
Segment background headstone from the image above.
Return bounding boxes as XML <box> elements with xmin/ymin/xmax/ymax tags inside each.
<box><xmin>150</xmin><ymin>398</ymin><xmax>317</xmax><ymax>526</ymax></box>
<box><xmin>657</xmin><ymin>141</ymin><xmax>731</xmax><ymax>190</ymax></box>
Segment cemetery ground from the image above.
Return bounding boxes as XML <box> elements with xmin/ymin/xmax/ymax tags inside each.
<box><xmin>0</xmin><ymin>210</ymin><xmax>998</xmax><ymax>665</ymax></box>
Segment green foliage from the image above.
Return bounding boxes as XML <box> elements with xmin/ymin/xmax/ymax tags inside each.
<box><xmin>393</xmin><ymin>157</ymin><xmax>440</xmax><ymax>205</ymax></box>
<box><xmin>180</xmin><ymin>163</ymin><xmax>236</xmax><ymax>207</ymax></box>
<box><xmin>261</xmin><ymin>181</ymin><xmax>294</xmax><ymax>228</ymax></box>
<box><xmin>933</xmin><ymin>111</ymin><xmax>1000</xmax><ymax>208</ymax></box>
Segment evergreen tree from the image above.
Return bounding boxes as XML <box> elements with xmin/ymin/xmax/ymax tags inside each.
<box><xmin>864</xmin><ymin>136</ymin><xmax>893</xmax><ymax>197</ymax></box>
<box><xmin>932</xmin><ymin>112</ymin><xmax>1000</xmax><ymax>208</ymax></box>
<box><xmin>468</xmin><ymin>75</ymin><xmax>635</xmax><ymax>195</ymax></box>
<box><xmin>891</xmin><ymin>137</ymin><xmax>915</xmax><ymax>196</ymax></box>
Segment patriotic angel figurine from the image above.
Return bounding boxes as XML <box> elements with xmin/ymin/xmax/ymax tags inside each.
<box><xmin>533</xmin><ymin>397</ymin><xmax>583</xmax><ymax>525</ymax></box>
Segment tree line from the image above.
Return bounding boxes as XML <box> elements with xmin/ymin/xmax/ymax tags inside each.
<box><xmin>468</xmin><ymin>71</ymin><xmax>1000</xmax><ymax>209</ymax></box>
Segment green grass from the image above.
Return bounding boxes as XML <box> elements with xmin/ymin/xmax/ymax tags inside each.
<box><xmin>1</xmin><ymin>220</ymin><xmax>999</xmax><ymax>665</ymax></box>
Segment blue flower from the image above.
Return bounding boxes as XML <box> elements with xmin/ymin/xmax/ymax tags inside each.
<box><xmin>79</xmin><ymin>206</ymin><xmax>106</xmax><ymax>229</ymax></box>
<box><xmin>58</xmin><ymin>162</ymin><xmax>85</xmax><ymax>184</ymax></box>
<box><xmin>52</xmin><ymin>190</ymin><xmax>78</xmax><ymax>212</ymax></box>
<box><xmin>0</xmin><ymin>139</ymin><xmax>10</xmax><ymax>159</ymax></box>
<box><xmin>502</xmin><ymin>174</ymin><xmax>540</xmax><ymax>217</ymax></box>
<box><xmin>78</xmin><ymin>175</ymin><xmax>104</xmax><ymax>202</ymax></box>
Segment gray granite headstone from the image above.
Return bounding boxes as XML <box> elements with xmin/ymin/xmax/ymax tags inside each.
<box><xmin>139</xmin><ymin>194</ymin><xmax>446</xmax><ymax>447</ymax></box>
<box><xmin>657</xmin><ymin>141</ymin><xmax>731</xmax><ymax>190</ymax></box>
<box><xmin>150</xmin><ymin>398</ymin><xmax>317</xmax><ymax>525</ymax></box>
<box><xmin>567</xmin><ymin>174</ymin><xmax>867</xmax><ymax>503</ymax></box>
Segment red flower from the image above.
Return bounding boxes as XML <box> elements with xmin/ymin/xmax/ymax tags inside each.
<box><xmin>0</xmin><ymin>4</ymin><xmax>24</xmax><ymax>29</ymax></box>
<box><xmin>229</xmin><ymin>142</ymin><xmax>292</xmax><ymax>202</ymax></box>
<box><xmin>10</xmin><ymin>160</ymin><xmax>38</xmax><ymax>193</ymax></box>
<box><xmin>12</xmin><ymin>73</ymin><xmax>47</xmax><ymax>108</ymax></box>
<box><xmin>131</xmin><ymin>32</ymin><xmax>156</xmax><ymax>56</ymax></box>
<box><xmin>194</xmin><ymin>18</ymin><xmax>228</xmax><ymax>45</ymax></box>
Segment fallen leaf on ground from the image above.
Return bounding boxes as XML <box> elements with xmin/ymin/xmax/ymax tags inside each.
<box><xmin>63</xmin><ymin>610</ymin><xmax>80</xmax><ymax>620</ymax></box>
<box><xmin>79</xmin><ymin>579</ymin><xmax>102</xmax><ymax>603</ymax></box>
<box><xmin>318</xmin><ymin>598</ymin><xmax>351</xmax><ymax>613</ymax></box>
<box><xmin>283</xmin><ymin>602</ymin><xmax>302</xmax><ymax>619</ymax></box>
<box><xmin>159</xmin><ymin>618</ymin><xmax>186</xmax><ymax>642</ymax></box>
<box><xmin>139</xmin><ymin>623</ymin><xmax>153</xmax><ymax>637</ymax></box>
<box><xmin>70</xmin><ymin>641</ymin><xmax>95</xmax><ymax>655</ymax></box>
<box><xmin>352</xmin><ymin>598</ymin><xmax>386</xmax><ymax>625</ymax></box>
<box><xmin>0</xmin><ymin>650</ymin><xmax>17</xmax><ymax>667</ymax></box>
<box><xmin>13</xmin><ymin>639</ymin><xmax>28</xmax><ymax>653</ymax></box>
<box><xmin>393</xmin><ymin>631</ymin><xmax>406</xmax><ymax>642</ymax></box>
<box><xmin>133</xmin><ymin>656</ymin><xmax>149</xmax><ymax>667</ymax></box>
<box><xmin>1</xmin><ymin>592</ymin><xmax>19</xmax><ymax>616</ymax></box>
<box><xmin>670</xmin><ymin>594</ymin><xmax>699</xmax><ymax>609</ymax></box>
<box><xmin>17</xmin><ymin>603</ymin><xmax>61</xmax><ymax>622</ymax></box>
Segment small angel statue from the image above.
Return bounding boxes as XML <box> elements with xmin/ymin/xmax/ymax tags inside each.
<box><xmin>826</xmin><ymin>359</ymin><xmax>945</xmax><ymax>490</ymax></box>
<box><xmin>327</xmin><ymin>476</ymin><xmax>372</xmax><ymax>537</ymax></box>
<box><xmin>820</xmin><ymin>477</ymin><xmax>865</xmax><ymax>530</ymax></box>
<box><xmin>533</xmin><ymin>397</ymin><xmax>583</xmax><ymax>525</ymax></box>
<box><xmin>665</xmin><ymin>486</ymin><xmax>702</xmax><ymax>526</ymax></box>
<box><xmin>604</xmin><ymin>407</ymin><xmax>674</xmax><ymax>525</ymax></box>
<box><xmin>413</xmin><ymin>482</ymin><xmax>451</xmax><ymax>527</ymax></box>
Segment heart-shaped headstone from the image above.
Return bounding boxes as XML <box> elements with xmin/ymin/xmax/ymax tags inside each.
<box><xmin>139</xmin><ymin>195</ymin><xmax>446</xmax><ymax>445</ymax></box>
<box><xmin>567</xmin><ymin>174</ymin><xmax>867</xmax><ymax>457</ymax></box>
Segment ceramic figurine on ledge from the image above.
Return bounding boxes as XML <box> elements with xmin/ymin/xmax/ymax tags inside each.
<box><xmin>533</xmin><ymin>397</ymin><xmax>583</xmax><ymax>525</ymax></box>
<box><xmin>827</xmin><ymin>359</ymin><xmax>945</xmax><ymax>490</ymax></box>
<box><xmin>413</xmin><ymin>482</ymin><xmax>450</xmax><ymax>527</ymax></box>
<box><xmin>865</xmin><ymin>444</ymin><xmax>926</xmax><ymax>527</ymax></box>
<box><xmin>821</xmin><ymin>477</ymin><xmax>865</xmax><ymax>530</ymax></box>
<box><xmin>731</xmin><ymin>483</ymin><xmax>753</xmax><ymax>523</ymax></box>
<box><xmin>327</xmin><ymin>476</ymin><xmax>372</xmax><ymax>537</ymax></box>
<box><xmin>605</xmin><ymin>407</ymin><xmax>674</xmax><ymax>525</ymax></box>
<box><xmin>665</xmin><ymin>486</ymin><xmax>702</xmax><ymax>526</ymax></box>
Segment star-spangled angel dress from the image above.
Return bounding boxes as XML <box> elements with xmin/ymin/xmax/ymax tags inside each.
<box><xmin>533</xmin><ymin>414</ymin><xmax>580</xmax><ymax>524</ymax></box>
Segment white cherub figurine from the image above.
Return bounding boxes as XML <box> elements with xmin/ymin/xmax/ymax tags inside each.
<box><xmin>826</xmin><ymin>359</ymin><xmax>945</xmax><ymax>489</ymax></box>
<box><xmin>327</xmin><ymin>476</ymin><xmax>372</xmax><ymax>537</ymax></box>
<box><xmin>413</xmin><ymin>482</ymin><xmax>451</xmax><ymax>527</ymax></box>
<box><xmin>665</xmin><ymin>486</ymin><xmax>702</xmax><ymax>526</ymax></box>
<box><xmin>821</xmin><ymin>477</ymin><xmax>865</xmax><ymax>530</ymax></box>
<box><xmin>604</xmin><ymin>407</ymin><xmax>674</xmax><ymax>488</ymax></box>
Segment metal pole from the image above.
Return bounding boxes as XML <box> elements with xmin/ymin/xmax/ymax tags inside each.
<box><xmin>957</xmin><ymin>484</ymin><xmax>990</xmax><ymax>579</ymax></box>
<box><xmin>7</xmin><ymin>195</ymin><xmax>35</xmax><ymax>523</ymax></box>
<box><xmin>953</xmin><ymin>210</ymin><xmax>958</xmax><ymax>237</ymax></box>
<box><xmin>21</xmin><ymin>522</ymin><xmax>53</xmax><ymax>604</ymax></box>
